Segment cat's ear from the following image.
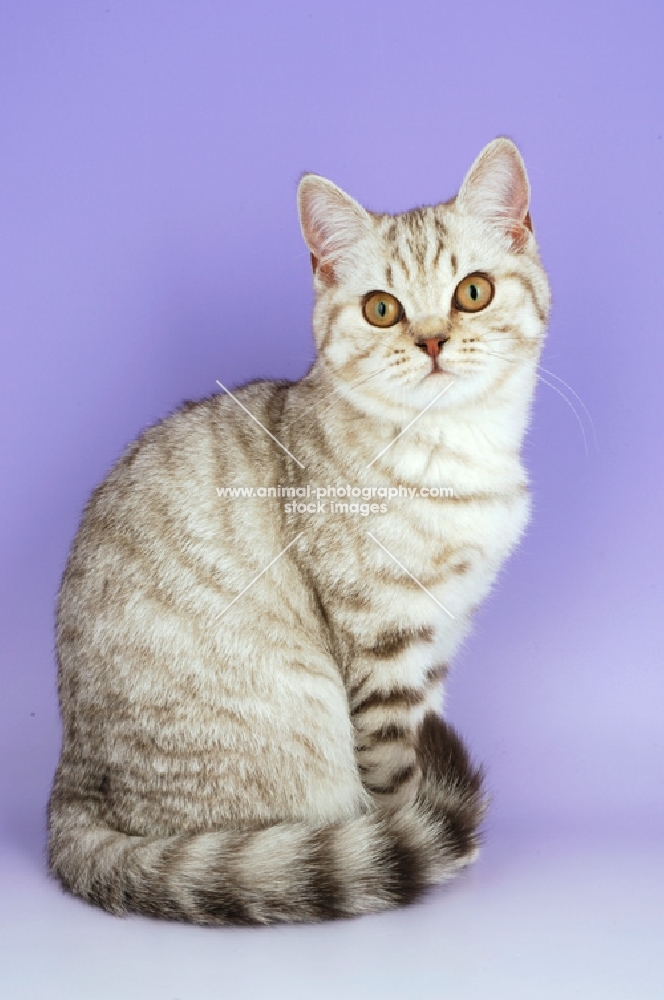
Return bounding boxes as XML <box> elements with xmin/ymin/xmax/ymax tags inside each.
<box><xmin>457</xmin><ymin>138</ymin><xmax>533</xmax><ymax>251</ymax></box>
<box><xmin>297</xmin><ymin>174</ymin><xmax>370</xmax><ymax>283</ymax></box>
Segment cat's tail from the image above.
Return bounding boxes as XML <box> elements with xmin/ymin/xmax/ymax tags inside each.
<box><xmin>48</xmin><ymin>719</ymin><xmax>485</xmax><ymax>924</ymax></box>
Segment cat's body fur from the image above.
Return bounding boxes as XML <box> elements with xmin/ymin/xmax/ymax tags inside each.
<box><xmin>48</xmin><ymin>139</ymin><xmax>550</xmax><ymax>923</ymax></box>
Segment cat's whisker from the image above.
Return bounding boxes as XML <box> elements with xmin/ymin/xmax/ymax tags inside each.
<box><xmin>480</xmin><ymin>337</ymin><xmax>526</xmax><ymax>344</ymax></box>
<box><xmin>534</xmin><ymin>372</ymin><xmax>589</xmax><ymax>456</ymax></box>
<box><xmin>477</xmin><ymin>346</ymin><xmax>590</xmax><ymax>456</ymax></box>
<box><xmin>318</xmin><ymin>360</ymin><xmax>429</xmax><ymax>418</ymax></box>
<box><xmin>296</xmin><ymin>364</ymin><xmax>390</xmax><ymax>422</ymax></box>
<box><xmin>478</xmin><ymin>344</ymin><xmax>597</xmax><ymax>449</ymax></box>
<box><xmin>535</xmin><ymin>363</ymin><xmax>598</xmax><ymax>452</ymax></box>
<box><xmin>311</xmin><ymin>357</ymin><xmax>428</xmax><ymax>422</ymax></box>
<box><xmin>311</xmin><ymin>364</ymin><xmax>409</xmax><ymax>422</ymax></box>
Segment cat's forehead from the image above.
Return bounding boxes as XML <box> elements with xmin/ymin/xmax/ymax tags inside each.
<box><xmin>375</xmin><ymin>205</ymin><xmax>447</xmax><ymax>269</ymax></box>
<box><xmin>370</xmin><ymin>201</ymin><xmax>498</xmax><ymax>288</ymax></box>
<box><xmin>364</xmin><ymin>203</ymin><xmax>490</xmax><ymax>307</ymax></box>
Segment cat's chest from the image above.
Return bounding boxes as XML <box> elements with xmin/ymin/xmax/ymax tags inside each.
<box><xmin>290</xmin><ymin>421</ymin><xmax>529</xmax><ymax>643</ymax></box>
<box><xmin>366</xmin><ymin>442</ymin><xmax>528</xmax><ymax>558</ymax></box>
<box><xmin>304</xmin><ymin>464</ymin><xmax>528</xmax><ymax>629</ymax></box>
<box><xmin>377</xmin><ymin>482</ymin><xmax>528</xmax><ymax>597</ymax></box>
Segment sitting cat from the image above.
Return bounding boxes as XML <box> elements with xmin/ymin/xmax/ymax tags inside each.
<box><xmin>48</xmin><ymin>138</ymin><xmax>550</xmax><ymax>924</ymax></box>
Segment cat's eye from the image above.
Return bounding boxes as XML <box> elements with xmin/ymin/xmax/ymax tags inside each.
<box><xmin>453</xmin><ymin>273</ymin><xmax>494</xmax><ymax>313</ymax></box>
<box><xmin>362</xmin><ymin>291</ymin><xmax>404</xmax><ymax>328</ymax></box>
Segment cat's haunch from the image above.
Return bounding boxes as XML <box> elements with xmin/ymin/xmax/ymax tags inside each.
<box><xmin>48</xmin><ymin>138</ymin><xmax>550</xmax><ymax>924</ymax></box>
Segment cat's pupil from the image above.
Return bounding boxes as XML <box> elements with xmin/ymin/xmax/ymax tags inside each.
<box><xmin>470</xmin><ymin>285</ymin><xmax>479</xmax><ymax>301</ymax></box>
<box><xmin>377</xmin><ymin>301</ymin><xmax>387</xmax><ymax>317</ymax></box>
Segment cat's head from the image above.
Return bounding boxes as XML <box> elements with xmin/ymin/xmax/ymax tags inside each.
<box><xmin>297</xmin><ymin>138</ymin><xmax>550</xmax><ymax>418</ymax></box>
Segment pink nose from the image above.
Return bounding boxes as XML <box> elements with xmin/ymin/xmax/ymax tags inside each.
<box><xmin>416</xmin><ymin>336</ymin><xmax>449</xmax><ymax>359</ymax></box>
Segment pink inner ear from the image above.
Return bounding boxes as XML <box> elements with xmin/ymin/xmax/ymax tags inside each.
<box><xmin>299</xmin><ymin>191</ymin><xmax>327</xmax><ymax>259</ymax></box>
<box><xmin>298</xmin><ymin>175</ymin><xmax>369</xmax><ymax>282</ymax></box>
<box><xmin>508</xmin><ymin>220</ymin><xmax>530</xmax><ymax>251</ymax></box>
<box><xmin>298</xmin><ymin>183</ymin><xmax>338</xmax><ymax>279</ymax></box>
<box><xmin>309</xmin><ymin>251</ymin><xmax>335</xmax><ymax>284</ymax></box>
<box><xmin>507</xmin><ymin>201</ymin><xmax>534</xmax><ymax>250</ymax></box>
<box><xmin>506</xmin><ymin>169</ymin><xmax>530</xmax><ymax>227</ymax></box>
<box><xmin>458</xmin><ymin>139</ymin><xmax>531</xmax><ymax>242</ymax></box>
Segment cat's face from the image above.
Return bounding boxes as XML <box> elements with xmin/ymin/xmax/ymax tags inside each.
<box><xmin>298</xmin><ymin>139</ymin><xmax>550</xmax><ymax>418</ymax></box>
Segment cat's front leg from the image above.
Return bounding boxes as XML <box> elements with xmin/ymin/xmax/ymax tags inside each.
<box><xmin>347</xmin><ymin>627</ymin><xmax>446</xmax><ymax>807</ymax></box>
<box><xmin>350</xmin><ymin>660</ymin><xmax>486</xmax><ymax>867</ymax></box>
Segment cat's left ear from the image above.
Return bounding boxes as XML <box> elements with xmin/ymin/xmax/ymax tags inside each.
<box><xmin>297</xmin><ymin>174</ymin><xmax>371</xmax><ymax>283</ymax></box>
<box><xmin>457</xmin><ymin>138</ymin><xmax>533</xmax><ymax>251</ymax></box>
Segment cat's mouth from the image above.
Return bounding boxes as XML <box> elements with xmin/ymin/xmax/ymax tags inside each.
<box><xmin>424</xmin><ymin>363</ymin><xmax>456</xmax><ymax>379</ymax></box>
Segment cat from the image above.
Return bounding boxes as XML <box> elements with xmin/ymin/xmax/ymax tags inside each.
<box><xmin>48</xmin><ymin>138</ymin><xmax>550</xmax><ymax>924</ymax></box>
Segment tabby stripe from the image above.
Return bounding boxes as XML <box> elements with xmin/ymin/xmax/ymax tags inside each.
<box><xmin>353</xmin><ymin>686</ymin><xmax>425</xmax><ymax>716</ymax></box>
<box><xmin>369</xmin><ymin>723</ymin><xmax>410</xmax><ymax>743</ymax></box>
<box><xmin>380</xmin><ymin>821</ymin><xmax>426</xmax><ymax>905</ymax></box>
<box><xmin>193</xmin><ymin>833</ymin><xmax>254</xmax><ymax>925</ymax></box>
<box><xmin>123</xmin><ymin>835</ymin><xmax>187</xmax><ymax>919</ymax></box>
<box><xmin>150</xmin><ymin>835</ymin><xmax>191</xmax><ymax>919</ymax></box>
<box><xmin>392</xmin><ymin>247</ymin><xmax>411</xmax><ymax>281</ymax></box>
<box><xmin>348</xmin><ymin>675</ymin><xmax>369</xmax><ymax>703</ymax></box>
<box><xmin>308</xmin><ymin>825</ymin><xmax>343</xmax><ymax>919</ymax></box>
<box><xmin>425</xmin><ymin>663</ymin><xmax>448</xmax><ymax>686</ymax></box>
<box><xmin>85</xmin><ymin>832</ymin><xmax>127</xmax><ymax>911</ymax></box>
<box><xmin>504</xmin><ymin>271</ymin><xmax>547</xmax><ymax>323</ymax></box>
<box><xmin>365</xmin><ymin>762</ymin><xmax>418</xmax><ymax>796</ymax></box>
<box><xmin>432</xmin><ymin>218</ymin><xmax>447</xmax><ymax>269</ymax></box>
<box><xmin>355</xmin><ymin>723</ymin><xmax>410</xmax><ymax>753</ymax></box>
<box><xmin>319</xmin><ymin>303</ymin><xmax>343</xmax><ymax>353</ymax></box>
<box><xmin>367</xmin><ymin>625</ymin><xmax>435</xmax><ymax>659</ymax></box>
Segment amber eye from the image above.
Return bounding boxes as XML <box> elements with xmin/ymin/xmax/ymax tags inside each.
<box><xmin>362</xmin><ymin>291</ymin><xmax>404</xmax><ymax>328</ymax></box>
<box><xmin>453</xmin><ymin>273</ymin><xmax>494</xmax><ymax>313</ymax></box>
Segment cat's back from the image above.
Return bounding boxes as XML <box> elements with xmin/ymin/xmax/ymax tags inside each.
<box><xmin>56</xmin><ymin>379</ymin><xmax>291</xmax><ymax>683</ymax></box>
<box><xmin>61</xmin><ymin>380</ymin><xmax>288</xmax><ymax>571</ymax></box>
<box><xmin>52</xmin><ymin>377</ymin><xmax>359</xmax><ymax>839</ymax></box>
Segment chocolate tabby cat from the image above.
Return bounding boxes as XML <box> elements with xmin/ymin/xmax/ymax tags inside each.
<box><xmin>48</xmin><ymin>138</ymin><xmax>550</xmax><ymax>923</ymax></box>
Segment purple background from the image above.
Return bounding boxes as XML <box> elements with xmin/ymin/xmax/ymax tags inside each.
<box><xmin>1</xmin><ymin>2</ymin><xmax>662</xmax><ymax>997</ymax></box>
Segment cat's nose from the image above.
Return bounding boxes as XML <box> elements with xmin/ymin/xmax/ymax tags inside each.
<box><xmin>415</xmin><ymin>335</ymin><xmax>450</xmax><ymax>359</ymax></box>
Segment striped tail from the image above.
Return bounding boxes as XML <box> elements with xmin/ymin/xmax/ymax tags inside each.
<box><xmin>48</xmin><ymin>717</ymin><xmax>485</xmax><ymax>924</ymax></box>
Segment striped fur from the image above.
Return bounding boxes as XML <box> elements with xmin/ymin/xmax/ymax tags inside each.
<box><xmin>49</xmin><ymin>138</ymin><xmax>549</xmax><ymax>923</ymax></box>
<box><xmin>49</xmin><ymin>715</ymin><xmax>483</xmax><ymax>924</ymax></box>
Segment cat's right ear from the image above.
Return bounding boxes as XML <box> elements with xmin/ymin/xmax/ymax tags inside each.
<box><xmin>297</xmin><ymin>175</ymin><xmax>370</xmax><ymax>284</ymax></box>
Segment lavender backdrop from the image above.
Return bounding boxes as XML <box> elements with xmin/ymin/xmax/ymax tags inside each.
<box><xmin>0</xmin><ymin>2</ymin><xmax>662</xmax><ymax>996</ymax></box>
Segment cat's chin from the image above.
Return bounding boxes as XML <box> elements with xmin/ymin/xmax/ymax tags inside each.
<box><xmin>404</xmin><ymin>373</ymin><xmax>497</xmax><ymax>412</ymax></box>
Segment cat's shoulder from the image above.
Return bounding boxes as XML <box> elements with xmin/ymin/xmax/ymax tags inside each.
<box><xmin>98</xmin><ymin>378</ymin><xmax>292</xmax><ymax>495</ymax></box>
<box><xmin>119</xmin><ymin>378</ymin><xmax>288</xmax><ymax>455</ymax></box>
